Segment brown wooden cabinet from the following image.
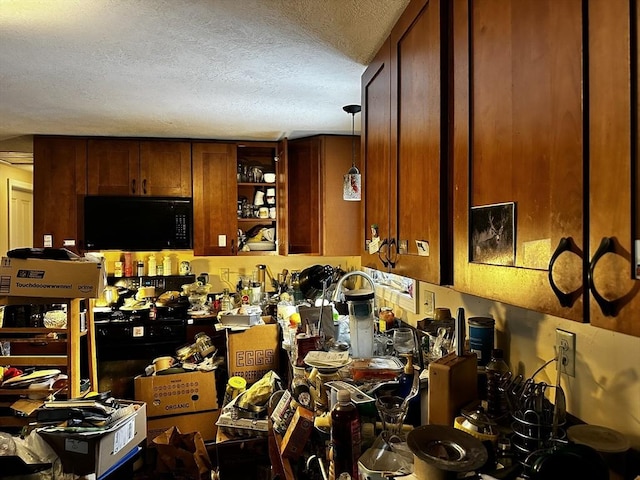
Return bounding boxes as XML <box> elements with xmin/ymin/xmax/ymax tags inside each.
<box><xmin>33</xmin><ymin>136</ymin><xmax>87</xmax><ymax>252</ymax></box>
<box><xmin>87</xmin><ymin>139</ymin><xmax>191</xmax><ymax>196</ymax></box>
<box><xmin>586</xmin><ymin>0</ymin><xmax>640</xmax><ymax>337</ymax></box>
<box><xmin>287</xmin><ymin>135</ymin><xmax>361</xmax><ymax>256</ymax></box>
<box><xmin>362</xmin><ymin>0</ymin><xmax>451</xmax><ymax>284</ymax></box>
<box><xmin>192</xmin><ymin>141</ymin><xmax>284</xmax><ymax>256</ymax></box>
<box><xmin>192</xmin><ymin>142</ymin><xmax>237</xmax><ymax>256</ymax></box>
<box><xmin>451</xmin><ymin>0</ymin><xmax>586</xmax><ymax>321</ymax></box>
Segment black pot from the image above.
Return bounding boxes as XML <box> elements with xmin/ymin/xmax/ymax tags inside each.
<box><xmin>529</xmin><ymin>442</ymin><xmax>608</xmax><ymax>480</ymax></box>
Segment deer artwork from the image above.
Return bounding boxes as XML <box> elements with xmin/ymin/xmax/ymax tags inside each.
<box><xmin>473</xmin><ymin>210</ymin><xmax>511</xmax><ymax>264</ymax></box>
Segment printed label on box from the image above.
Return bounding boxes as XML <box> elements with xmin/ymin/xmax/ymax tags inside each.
<box><xmin>113</xmin><ymin>418</ymin><xmax>135</xmax><ymax>455</ymax></box>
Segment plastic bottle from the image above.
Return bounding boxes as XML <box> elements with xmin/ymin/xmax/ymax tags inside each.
<box><xmin>331</xmin><ymin>389</ymin><xmax>362</xmax><ymax>480</ymax></box>
<box><xmin>147</xmin><ymin>255</ymin><xmax>156</xmax><ymax>277</ymax></box>
<box><xmin>162</xmin><ymin>255</ymin><xmax>172</xmax><ymax>276</ymax></box>
<box><xmin>486</xmin><ymin>348</ymin><xmax>510</xmax><ymax>418</ymax></box>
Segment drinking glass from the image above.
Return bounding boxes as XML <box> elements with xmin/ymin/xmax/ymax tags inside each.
<box><xmin>393</xmin><ymin>328</ymin><xmax>415</xmax><ymax>355</ymax></box>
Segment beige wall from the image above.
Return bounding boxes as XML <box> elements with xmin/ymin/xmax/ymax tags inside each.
<box><xmin>400</xmin><ymin>283</ymin><xmax>640</xmax><ymax>450</ymax></box>
<box><xmin>99</xmin><ymin>251</ymin><xmax>361</xmax><ymax>294</ymax></box>
<box><xmin>0</xmin><ymin>163</ymin><xmax>32</xmax><ymax>255</ymax></box>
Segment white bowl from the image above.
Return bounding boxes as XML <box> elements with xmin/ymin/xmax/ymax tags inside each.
<box><xmin>263</xmin><ymin>173</ymin><xmax>276</xmax><ymax>183</ymax></box>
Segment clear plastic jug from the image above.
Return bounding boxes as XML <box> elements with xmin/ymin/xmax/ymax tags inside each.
<box><xmin>346</xmin><ymin>289</ymin><xmax>375</xmax><ymax>358</ymax></box>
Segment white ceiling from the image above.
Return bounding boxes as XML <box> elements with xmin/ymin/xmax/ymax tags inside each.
<box><xmin>0</xmin><ymin>0</ymin><xmax>409</xmax><ymax>162</ymax></box>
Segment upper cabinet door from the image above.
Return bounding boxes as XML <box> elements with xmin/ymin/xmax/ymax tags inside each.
<box><xmin>88</xmin><ymin>139</ymin><xmax>191</xmax><ymax>196</ymax></box>
<box><xmin>87</xmin><ymin>139</ymin><xmax>139</xmax><ymax>195</ymax></box>
<box><xmin>587</xmin><ymin>0</ymin><xmax>640</xmax><ymax>337</ymax></box>
<box><xmin>362</xmin><ymin>39</ymin><xmax>392</xmax><ymax>272</ymax></box>
<box><xmin>452</xmin><ymin>0</ymin><xmax>585</xmax><ymax>320</ymax></box>
<box><xmin>192</xmin><ymin>142</ymin><xmax>237</xmax><ymax>256</ymax></box>
<box><xmin>33</xmin><ymin>136</ymin><xmax>87</xmax><ymax>252</ymax></box>
<box><xmin>362</xmin><ymin>0</ymin><xmax>451</xmax><ymax>283</ymax></box>
<box><xmin>389</xmin><ymin>0</ymin><xmax>451</xmax><ymax>283</ymax></box>
<box><xmin>139</xmin><ymin>141</ymin><xmax>192</xmax><ymax>197</ymax></box>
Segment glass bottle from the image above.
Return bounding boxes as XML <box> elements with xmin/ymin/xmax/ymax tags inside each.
<box><xmin>486</xmin><ymin>348</ymin><xmax>510</xmax><ymax>418</ymax></box>
<box><xmin>331</xmin><ymin>389</ymin><xmax>361</xmax><ymax>480</ymax></box>
<box><xmin>220</xmin><ymin>288</ymin><xmax>232</xmax><ymax>312</ymax></box>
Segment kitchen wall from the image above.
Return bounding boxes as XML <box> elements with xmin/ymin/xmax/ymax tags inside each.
<box><xmin>98</xmin><ymin>251</ymin><xmax>361</xmax><ymax>294</ymax></box>
<box><xmin>0</xmin><ymin>163</ymin><xmax>32</xmax><ymax>255</ymax></box>
<box><xmin>400</xmin><ymin>282</ymin><xmax>640</xmax><ymax>451</ymax></box>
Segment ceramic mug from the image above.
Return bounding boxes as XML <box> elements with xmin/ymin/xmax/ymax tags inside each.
<box><xmin>180</xmin><ymin>261</ymin><xmax>191</xmax><ymax>275</ymax></box>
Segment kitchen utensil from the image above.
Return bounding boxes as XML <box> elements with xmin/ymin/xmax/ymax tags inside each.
<box><xmin>407</xmin><ymin>425</ymin><xmax>488</xmax><ymax>480</ymax></box>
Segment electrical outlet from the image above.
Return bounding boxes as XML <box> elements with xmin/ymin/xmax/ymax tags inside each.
<box><xmin>556</xmin><ymin>329</ymin><xmax>576</xmax><ymax>377</ymax></box>
<box><xmin>421</xmin><ymin>285</ymin><xmax>436</xmax><ymax>315</ymax></box>
<box><xmin>220</xmin><ymin>268</ymin><xmax>229</xmax><ymax>282</ymax></box>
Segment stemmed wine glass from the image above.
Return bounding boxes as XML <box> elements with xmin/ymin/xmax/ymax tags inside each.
<box><xmin>393</xmin><ymin>327</ymin><xmax>415</xmax><ymax>356</ymax></box>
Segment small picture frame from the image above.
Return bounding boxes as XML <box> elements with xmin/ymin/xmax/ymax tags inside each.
<box><xmin>470</xmin><ymin>202</ymin><xmax>516</xmax><ymax>266</ymax></box>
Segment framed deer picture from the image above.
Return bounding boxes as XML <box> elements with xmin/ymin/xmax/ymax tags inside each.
<box><xmin>470</xmin><ymin>202</ymin><xmax>515</xmax><ymax>266</ymax></box>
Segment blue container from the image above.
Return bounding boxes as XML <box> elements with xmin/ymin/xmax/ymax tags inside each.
<box><xmin>468</xmin><ymin>317</ymin><xmax>495</xmax><ymax>366</ymax></box>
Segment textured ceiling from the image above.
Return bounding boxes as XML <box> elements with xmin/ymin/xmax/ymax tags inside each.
<box><xmin>0</xmin><ymin>0</ymin><xmax>409</xmax><ymax>158</ymax></box>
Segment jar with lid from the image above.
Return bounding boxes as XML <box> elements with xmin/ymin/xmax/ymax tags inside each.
<box><xmin>379</xmin><ymin>307</ymin><xmax>395</xmax><ymax>332</ymax></box>
<box><xmin>194</xmin><ymin>332</ymin><xmax>215</xmax><ymax>358</ymax></box>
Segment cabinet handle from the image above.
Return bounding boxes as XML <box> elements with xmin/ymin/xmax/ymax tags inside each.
<box><xmin>588</xmin><ymin>237</ymin><xmax>617</xmax><ymax>316</ymax></box>
<box><xmin>378</xmin><ymin>238</ymin><xmax>390</xmax><ymax>268</ymax></box>
<box><xmin>548</xmin><ymin>237</ymin><xmax>583</xmax><ymax>307</ymax></box>
<box><xmin>231</xmin><ymin>238</ymin><xmax>235</xmax><ymax>255</ymax></box>
<box><xmin>131</xmin><ymin>179</ymin><xmax>136</xmax><ymax>195</ymax></box>
<box><xmin>387</xmin><ymin>238</ymin><xmax>398</xmax><ymax>269</ymax></box>
<box><xmin>142</xmin><ymin>179</ymin><xmax>147</xmax><ymax>195</ymax></box>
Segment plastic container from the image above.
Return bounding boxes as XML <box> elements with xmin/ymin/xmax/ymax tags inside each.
<box><xmin>331</xmin><ymin>389</ymin><xmax>362</xmax><ymax>480</ymax></box>
<box><xmin>349</xmin><ymin>356</ymin><xmax>404</xmax><ymax>382</ymax></box>
<box><xmin>346</xmin><ymin>289</ymin><xmax>375</xmax><ymax>358</ymax></box>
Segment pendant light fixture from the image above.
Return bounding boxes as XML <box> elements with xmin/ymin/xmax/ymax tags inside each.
<box><xmin>343</xmin><ymin>104</ymin><xmax>362</xmax><ymax>201</ymax></box>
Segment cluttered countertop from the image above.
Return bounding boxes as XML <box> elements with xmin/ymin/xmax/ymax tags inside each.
<box><xmin>0</xmin><ymin>258</ymin><xmax>634</xmax><ymax>479</ymax></box>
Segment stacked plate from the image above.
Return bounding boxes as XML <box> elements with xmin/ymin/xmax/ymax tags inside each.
<box><xmin>1</xmin><ymin>369</ymin><xmax>61</xmax><ymax>389</ymax></box>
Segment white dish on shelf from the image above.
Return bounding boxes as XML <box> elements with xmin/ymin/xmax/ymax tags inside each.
<box><xmin>247</xmin><ymin>241</ymin><xmax>276</xmax><ymax>251</ymax></box>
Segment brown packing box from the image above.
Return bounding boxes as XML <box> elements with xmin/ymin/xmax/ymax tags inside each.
<box><xmin>279</xmin><ymin>406</ymin><xmax>314</xmax><ymax>459</ymax></box>
<box><xmin>226</xmin><ymin>319</ymin><xmax>280</xmax><ymax>385</ymax></box>
<box><xmin>37</xmin><ymin>401</ymin><xmax>146</xmax><ymax>477</ymax></box>
<box><xmin>134</xmin><ymin>370</ymin><xmax>218</xmax><ymax>418</ymax></box>
<box><xmin>147</xmin><ymin>409</ymin><xmax>220</xmax><ymax>445</ymax></box>
<box><xmin>427</xmin><ymin>352</ymin><xmax>478</xmax><ymax>426</ymax></box>
<box><xmin>0</xmin><ymin>256</ymin><xmax>106</xmax><ymax>299</ymax></box>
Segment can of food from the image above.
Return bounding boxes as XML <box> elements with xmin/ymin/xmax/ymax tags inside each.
<box><xmin>468</xmin><ymin>317</ymin><xmax>495</xmax><ymax>366</ymax></box>
<box><xmin>223</xmin><ymin>376</ymin><xmax>247</xmax><ymax>406</ymax></box>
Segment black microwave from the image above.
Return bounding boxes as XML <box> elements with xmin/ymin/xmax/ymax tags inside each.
<box><xmin>83</xmin><ymin>196</ymin><xmax>193</xmax><ymax>251</ymax></box>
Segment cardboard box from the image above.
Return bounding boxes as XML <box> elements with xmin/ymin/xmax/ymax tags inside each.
<box><xmin>147</xmin><ymin>409</ymin><xmax>219</xmax><ymax>445</ymax></box>
<box><xmin>216</xmin><ymin>410</ymin><xmax>269</xmax><ymax>438</ymax></box>
<box><xmin>279</xmin><ymin>406</ymin><xmax>313</xmax><ymax>459</ymax></box>
<box><xmin>134</xmin><ymin>370</ymin><xmax>218</xmax><ymax>418</ymax></box>
<box><xmin>37</xmin><ymin>401</ymin><xmax>146</xmax><ymax>477</ymax></box>
<box><xmin>226</xmin><ymin>321</ymin><xmax>280</xmax><ymax>385</ymax></box>
<box><xmin>0</xmin><ymin>256</ymin><xmax>106</xmax><ymax>299</ymax></box>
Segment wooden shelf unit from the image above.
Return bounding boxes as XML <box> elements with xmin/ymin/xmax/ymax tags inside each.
<box><xmin>0</xmin><ymin>297</ymin><xmax>97</xmax><ymax>399</ymax></box>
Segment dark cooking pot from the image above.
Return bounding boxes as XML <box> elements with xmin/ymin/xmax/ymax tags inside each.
<box><xmin>528</xmin><ymin>442</ymin><xmax>608</xmax><ymax>480</ymax></box>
